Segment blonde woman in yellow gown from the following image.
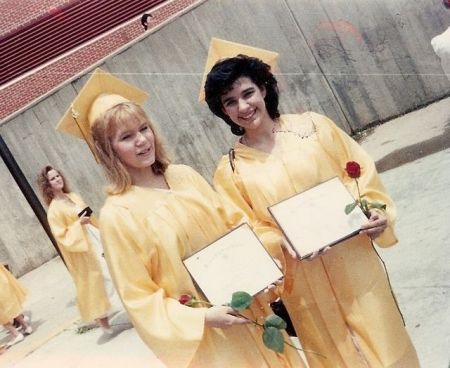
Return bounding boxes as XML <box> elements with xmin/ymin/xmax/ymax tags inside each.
<box><xmin>203</xmin><ymin>54</ymin><xmax>420</xmax><ymax>368</ymax></box>
<box><xmin>38</xmin><ymin>166</ymin><xmax>113</xmax><ymax>333</ymax></box>
<box><xmin>0</xmin><ymin>263</ymin><xmax>32</xmax><ymax>348</ymax></box>
<box><xmin>89</xmin><ymin>96</ymin><xmax>307</xmax><ymax>368</ymax></box>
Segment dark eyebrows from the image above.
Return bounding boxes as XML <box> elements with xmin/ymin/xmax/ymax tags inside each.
<box><xmin>116</xmin><ymin>127</ymin><xmax>132</xmax><ymax>139</ymax></box>
<box><xmin>221</xmin><ymin>86</ymin><xmax>255</xmax><ymax>106</ymax></box>
<box><xmin>221</xmin><ymin>96</ymin><xmax>235</xmax><ymax>105</ymax></box>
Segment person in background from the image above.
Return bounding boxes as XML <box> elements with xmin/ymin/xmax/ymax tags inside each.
<box><xmin>202</xmin><ymin>39</ymin><xmax>420</xmax><ymax>368</ymax></box>
<box><xmin>141</xmin><ymin>13</ymin><xmax>153</xmax><ymax>31</ymax></box>
<box><xmin>431</xmin><ymin>0</ymin><xmax>450</xmax><ymax>81</ymax></box>
<box><xmin>0</xmin><ymin>263</ymin><xmax>32</xmax><ymax>348</ymax></box>
<box><xmin>37</xmin><ymin>166</ymin><xmax>114</xmax><ymax>334</ymax></box>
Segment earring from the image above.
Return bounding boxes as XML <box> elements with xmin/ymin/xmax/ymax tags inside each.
<box><xmin>231</xmin><ymin>124</ymin><xmax>245</xmax><ymax>136</ymax></box>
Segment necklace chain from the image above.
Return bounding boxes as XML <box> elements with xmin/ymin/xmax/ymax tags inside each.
<box><xmin>241</xmin><ymin>121</ymin><xmax>316</xmax><ymax>146</ymax></box>
<box><xmin>271</xmin><ymin>121</ymin><xmax>316</xmax><ymax>139</ymax></box>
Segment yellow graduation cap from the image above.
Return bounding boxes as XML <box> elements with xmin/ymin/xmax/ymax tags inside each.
<box><xmin>56</xmin><ymin>68</ymin><xmax>149</xmax><ymax>158</ymax></box>
<box><xmin>198</xmin><ymin>38</ymin><xmax>279</xmax><ymax>102</ymax></box>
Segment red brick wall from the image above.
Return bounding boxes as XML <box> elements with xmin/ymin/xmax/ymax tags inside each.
<box><xmin>0</xmin><ymin>0</ymin><xmax>73</xmax><ymax>36</ymax></box>
<box><xmin>0</xmin><ymin>0</ymin><xmax>200</xmax><ymax>122</ymax></box>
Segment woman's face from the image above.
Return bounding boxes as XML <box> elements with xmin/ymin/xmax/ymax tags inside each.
<box><xmin>220</xmin><ymin>76</ymin><xmax>269</xmax><ymax>132</ymax></box>
<box><xmin>111</xmin><ymin>119</ymin><xmax>156</xmax><ymax>172</ymax></box>
<box><xmin>47</xmin><ymin>169</ymin><xmax>64</xmax><ymax>192</ymax></box>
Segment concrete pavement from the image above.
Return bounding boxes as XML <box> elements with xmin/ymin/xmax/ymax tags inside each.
<box><xmin>361</xmin><ymin>97</ymin><xmax>450</xmax><ymax>368</ymax></box>
<box><xmin>0</xmin><ymin>97</ymin><xmax>449</xmax><ymax>367</ymax></box>
<box><xmin>0</xmin><ymin>257</ymin><xmax>164</xmax><ymax>367</ymax></box>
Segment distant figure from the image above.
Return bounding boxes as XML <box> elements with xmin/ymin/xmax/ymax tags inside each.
<box><xmin>431</xmin><ymin>0</ymin><xmax>450</xmax><ymax>80</ymax></box>
<box><xmin>0</xmin><ymin>263</ymin><xmax>32</xmax><ymax>348</ymax></box>
<box><xmin>38</xmin><ymin>166</ymin><xmax>115</xmax><ymax>335</ymax></box>
<box><xmin>141</xmin><ymin>13</ymin><xmax>153</xmax><ymax>30</ymax></box>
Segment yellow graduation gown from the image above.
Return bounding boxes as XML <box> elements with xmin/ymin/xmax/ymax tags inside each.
<box><xmin>99</xmin><ymin>164</ymin><xmax>306</xmax><ymax>368</ymax></box>
<box><xmin>214</xmin><ymin>113</ymin><xmax>419</xmax><ymax>368</ymax></box>
<box><xmin>0</xmin><ymin>263</ymin><xmax>27</xmax><ymax>325</ymax></box>
<box><xmin>47</xmin><ymin>192</ymin><xmax>110</xmax><ymax>321</ymax></box>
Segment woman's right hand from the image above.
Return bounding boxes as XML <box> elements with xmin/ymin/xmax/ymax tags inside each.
<box><xmin>79</xmin><ymin>216</ymin><xmax>91</xmax><ymax>225</ymax></box>
<box><xmin>205</xmin><ymin>306</ymin><xmax>250</xmax><ymax>329</ymax></box>
<box><xmin>281</xmin><ymin>237</ymin><xmax>299</xmax><ymax>260</ymax></box>
<box><xmin>304</xmin><ymin>246</ymin><xmax>331</xmax><ymax>261</ymax></box>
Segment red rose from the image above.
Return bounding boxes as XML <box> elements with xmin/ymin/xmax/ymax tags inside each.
<box><xmin>345</xmin><ymin>161</ymin><xmax>361</xmax><ymax>178</ymax></box>
<box><xmin>179</xmin><ymin>294</ymin><xmax>193</xmax><ymax>305</ymax></box>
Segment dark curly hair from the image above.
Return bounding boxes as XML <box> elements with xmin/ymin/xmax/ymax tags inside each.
<box><xmin>204</xmin><ymin>55</ymin><xmax>280</xmax><ymax>136</ymax></box>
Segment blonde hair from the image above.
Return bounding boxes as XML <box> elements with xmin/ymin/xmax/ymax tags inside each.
<box><xmin>37</xmin><ymin>165</ymin><xmax>70</xmax><ymax>206</ymax></box>
<box><xmin>91</xmin><ymin>102</ymin><xmax>170</xmax><ymax>195</ymax></box>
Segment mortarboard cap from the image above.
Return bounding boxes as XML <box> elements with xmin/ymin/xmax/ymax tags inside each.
<box><xmin>56</xmin><ymin>68</ymin><xmax>149</xmax><ymax>158</ymax></box>
<box><xmin>198</xmin><ymin>38</ymin><xmax>279</xmax><ymax>101</ymax></box>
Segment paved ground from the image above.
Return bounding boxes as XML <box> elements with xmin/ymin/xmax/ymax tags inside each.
<box><xmin>0</xmin><ymin>97</ymin><xmax>449</xmax><ymax>367</ymax></box>
<box><xmin>360</xmin><ymin>97</ymin><xmax>450</xmax><ymax>368</ymax></box>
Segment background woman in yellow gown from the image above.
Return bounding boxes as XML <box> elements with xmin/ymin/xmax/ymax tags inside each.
<box><xmin>38</xmin><ymin>166</ymin><xmax>113</xmax><ymax>334</ymax></box>
<box><xmin>88</xmin><ymin>94</ymin><xmax>306</xmax><ymax>367</ymax></box>
<box><xmin>0</xmin><ymin>263</ymin><xmax>32</xmax><ymax>348</ymax></box>
<box><xmin>204</xmin><ymin>54</ymin><xmax>420</xmax><ymax>368</ymax></box>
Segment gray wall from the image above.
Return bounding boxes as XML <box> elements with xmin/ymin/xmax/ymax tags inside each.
<box><xmin>1</xmin><ymin>0</ymin><xmax>449</xmax><ymax>275</ymax></box>
<box><xmin>0</xmin><ymin>158</ymin><xmax>56</xmax><ymax>275</ymax></box>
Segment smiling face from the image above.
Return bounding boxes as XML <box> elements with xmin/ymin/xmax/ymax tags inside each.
<box><xmin>220</xmin><ymin>76</ymin><xmax>270</xmax><ymax>133</ymax></box>
<box><xmin>111</xmin><ymin>118</ymin><xmax>156</xmax><ymax>174</ymax></box>
<box><xmin>46</xmin><ymin>169</ymin><xmax>65</xmax><ymax>193</ymax></box>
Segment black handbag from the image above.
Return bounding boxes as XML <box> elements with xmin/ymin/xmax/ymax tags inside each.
<box><xmin>270</xmin><ymin>299</ymin><xmax>297</xmax><ymax>337</ymax></box>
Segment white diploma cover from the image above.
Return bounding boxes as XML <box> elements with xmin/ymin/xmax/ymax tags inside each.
<box><xmin>183</xmin><ymin>223</ymin><xmax>283</xmax><ymax>306</ymax></box>
<box><xmin>268</xmin><ymin>177</ymin><xmax>368</xmax><ymax>259</ymax></box>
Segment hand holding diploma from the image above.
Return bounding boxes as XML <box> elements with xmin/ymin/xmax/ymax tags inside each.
<box><xmin>360</xmin><ymin>210</ymin><xmax>388</xmax><ymax>240</ymax></box>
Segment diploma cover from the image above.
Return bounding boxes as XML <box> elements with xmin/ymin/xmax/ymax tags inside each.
<box><xmin>268</xmin><ymin>177</ymin><xmax>368</xmax><ymax>259</ymax></box>
<box><xmin>183</xmin><ymin>223</ymin><xmax>283</xmax><ymax>306</ymax></box>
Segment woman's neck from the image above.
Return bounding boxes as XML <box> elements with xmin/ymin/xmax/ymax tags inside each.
<box><xmin>129</xmin><ymin>166</ymin><xmax>169</xmax><ymax>190</ymax></box>
<box><xmin>53</xmin><ymin>190</ymin><xmax>68</xmax><ymax>200</ymax></box>
<box><xmin>242</xmin><ymin>116</ymin><xmax>277</xmax><ymax>151</ymax></box>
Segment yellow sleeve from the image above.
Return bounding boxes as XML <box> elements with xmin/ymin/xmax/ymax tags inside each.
<box><xmin>99</xmin><ymin>205</ymin><xmax>206</xmax><ymax>368</ymax></box>
<box><xmin>312</xmin><ymin>112</ymin><xmax>397</xmax><ymax>247</ymax></box>
<box><xmin>213</xmin><ymin>158</ymin><xmax>285</xmax><ymax>265</ymax></box>
<box><xmin>89</xmin><ymin>214</ymin><xmax>99</xmax><ymax>228</ymax></box>
<box><xmin>47</xmin><ymin>203</ymin><xmax>89</xmax><ymax>252</ymax></box>
<box><xmin>184</xmin><ymin>165</ymin><xmax>245</xmax><ymax>229</ymax></box>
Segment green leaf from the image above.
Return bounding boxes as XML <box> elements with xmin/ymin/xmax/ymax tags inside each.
<box><xmin>361</xmin><ymin>199</ymin><xmax>369</xmax><ymax>212</ymax></box>
<box><xmin>369</xmin><ymin>202</ymin><xmax>386</xmax><ymax>210</ymax></box>
<box><xmin>345</xmin><ymin>202</ymin><xmax>357</xmax><ymax>214</ymax></box>
<box><xmin>262</xmin><ymin>326</ymin><xmax>285</xmax><ymax>353</ymax></box>
<box><xmin>264</xmin><ymin>314</ymin><xmax>287</xmax><ymax>330</ymax></box>
<box><xmin>230</xmin><ymin>291</ymin><xmax>253</xmax><ymax>311</ymax></box>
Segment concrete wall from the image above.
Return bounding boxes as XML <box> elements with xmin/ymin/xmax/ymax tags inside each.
<box><xmin>1</xmin><ymin>0</ymin><xmax>449</xmax><ymax>275</ymax></box>
<box><xmin>0</xmin><ymin>158</ymin><xmax>56</xmax><ymax>275</ymax></box>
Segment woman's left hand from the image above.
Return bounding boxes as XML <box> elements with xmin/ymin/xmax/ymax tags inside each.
<box><xmin>360</xmin><ymin>209</ymin><xmax>387</xmax><ymax>239</ymax></box>
<box><xmin>264</xmin><ymin>278</ymin><xmax>283</xmax><ymax>293</ymax></box>
<box><xmin>79</xmin><ymin>215</ymin><xmax>91</xmax><ymax>225</ymax></box>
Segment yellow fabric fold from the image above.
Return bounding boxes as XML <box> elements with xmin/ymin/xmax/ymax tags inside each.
<box><xmin>100</xmin><ymin>164</ymin><xmax>306</xmax><ymax>368</ymax></box>
<box><xmin>312</xmin><ymin>112</ymin><xmax>397</xmax><ymax>247</ymax></box>
<box><xmin>0</xmin><ymin>263</ymin><xmax>27</xmax><ymax>325</ymax></box>
<box><xmin>213</xmin><ymin>113</ymin><xmax>419</xmax><ymax>368</ymax></box>
<box><xmin>47</xmin><ymin>192</ymin><xmax>110</xmax><ymax>321</ymax></box>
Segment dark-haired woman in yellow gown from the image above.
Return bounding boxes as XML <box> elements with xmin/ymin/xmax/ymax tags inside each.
<box><xmin>204</xmin><ymin>51</ymin><xmax>420</xmax><ymax>368</ymax></box>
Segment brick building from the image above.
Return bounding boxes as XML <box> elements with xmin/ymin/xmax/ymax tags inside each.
<box><xmin>0</xmin><ymin>0</ymin><xmax>200</xmax><ymax>122</ymax></box>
